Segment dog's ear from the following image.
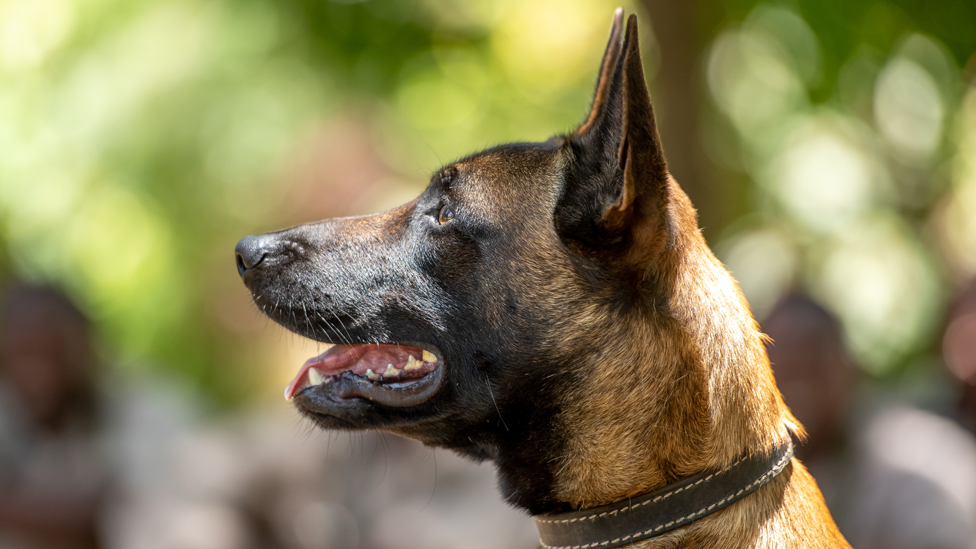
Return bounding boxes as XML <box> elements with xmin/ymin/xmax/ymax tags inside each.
<box><xmin>560</xmin><ymin>13</ymin><xmax>672</xmax><ymax>285</ymax></box>
<box><xmin>576</xmin><ymin>8</ymin><xmax>624</xmax><ymax>136</ymax></box>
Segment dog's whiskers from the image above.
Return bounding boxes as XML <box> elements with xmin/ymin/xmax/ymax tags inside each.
<box><xmin>424</xmin><ymin>449</ymin><xmax>438</xmax><ymax>509</ymax></box>
<box><xmin>377</xmin><ymin>432</ymin><xmax>391</xmax><ymax>485</ymax></box>
<box><xmin>331</xmin><ymin>309</ymin><xmax>355</xmax><ymax>344</ymax></box>
<box><xmin>315</xmin><ymin>311</ymin><xmax>351</xmax><ymax>345</ymax></box>
<box><xmin>485</xmin><ymin>373</ymin><xmax>509</xmax><ymax>432</ymax></box>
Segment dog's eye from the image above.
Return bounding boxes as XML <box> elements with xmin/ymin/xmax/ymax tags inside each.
<box><xmin>438</xmin><ymin>205</ymin><xmax>455</xmax><ymax>225</ymax></box>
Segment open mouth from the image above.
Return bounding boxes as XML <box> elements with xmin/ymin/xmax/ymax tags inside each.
<box><xmin>286</xmin><ymin>343</ymin><xmax>444</xmax><ymax>408</ymax></box>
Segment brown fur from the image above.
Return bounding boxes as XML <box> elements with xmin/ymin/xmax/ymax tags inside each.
<box><xmin>538</xmin><ymin>14</ymin><xmax>847</xmax><ymax>548</ymax></box>
<box><xmin>545</xmin><ymin>181</ymin><xmax>846</xmax><ymax>547</ymax></box>
<box><xmin>427</xmin><ymin>122</ymin><xmax>847</xmax><ymax>547</ymax></box>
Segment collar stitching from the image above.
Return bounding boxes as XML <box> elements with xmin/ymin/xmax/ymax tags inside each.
<box><xmin>537</xmin><ymin>446</ymin><xmax>793</xmax><ymax>549</ymax></box>
<box><xmin>536</xmin><ymin>455</ymin><xmax>750</xmax><ymax>525</ymax></box>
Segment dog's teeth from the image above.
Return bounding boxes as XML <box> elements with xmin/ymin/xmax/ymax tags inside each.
<box><xmin>404</xmin><ymin>355</ymin><xmax>421</xmax><ymax>371</ymax></box>
<box><xmin>366</xmin><ymin>368</ymin><xmax>379</xmax><ymax>380</ymax></box>
<box><xmin>422</xmin><ymin>350</ymin><xmax>436</xmax><ymax>363</ymax></box>
<box><xmin>383</xmin><ymin>364</ymin><xmax>401</xmax><ymax>378</ymax></box>
<box><xmin>308</xmin><ymin>368</ymin><xmax>325</xmax><ymax>386</ymax></box>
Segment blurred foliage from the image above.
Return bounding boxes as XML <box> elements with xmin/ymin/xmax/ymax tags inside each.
<box><xmin>712</xmin><ymin>0</ymin><xmax>976</xmax><ymax>89</ymax></box>
<box><xmin>1</xmin><ymin>0</ymin><xmax>975</xmax><ymax>407</ymax></box>
<box><xmin>707</xmin><ymin>1</ymin><xmax>976</xmax><ymax>376</ymax></box>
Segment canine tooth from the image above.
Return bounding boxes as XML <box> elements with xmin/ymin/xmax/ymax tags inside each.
<box><xmin>404</xmin><ymin>355</ymin><xmax>421</xmax><ymax>371</ymax></box>
<box><xmin>422</xmin><ymin>350</ymin><xmax>436</xmax><ymax>363</ymax></box>
<box><xmin>383</xmin><ymin>364</ymin><xmax>401</xmax><ymax>378</ymax></box>
<box><xmin>308</xmin><ymin>368</ymin><xmax>324</xmax><ymax>386</ymax></box>
<box><xmin>366</xmin><ymin>369</ymin><xmax>379</xmax><ymax>380</ymax></box>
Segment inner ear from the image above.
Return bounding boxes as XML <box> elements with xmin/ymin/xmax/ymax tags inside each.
<box><xmin>576</xmin><ymin>8</ymin><xmax>624</xmax><ymax>137</ymax></box>
<box><xmin>603</xmin><ymin>133</ymin><xmax>633</xmax><ymax>232</ymax></box>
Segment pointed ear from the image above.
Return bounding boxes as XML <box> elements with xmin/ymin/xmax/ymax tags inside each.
<box><xmin>575</xmin><ymin>8</ymin><xmax>624</xmax><ymax>136</ymax></box>
<box><xmin>560</xmin><ymin>13</ymin><xmax>671</xmax><ymax>284</ymax></box>
<box><xmin>603</xmin><ymin>14</ymin><xmax>668</xmax><ymax>232</ymax></box>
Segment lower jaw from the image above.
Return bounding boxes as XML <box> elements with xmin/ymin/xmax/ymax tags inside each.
<box><xmin>292</xmin><ymin>364</ymin><xmax>446</xmax><ymax>419</ymax></box>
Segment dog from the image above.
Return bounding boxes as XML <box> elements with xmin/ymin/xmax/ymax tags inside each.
<box><xmin>235</xmin><ymin>10</ymin><xmax>849</xmax><ymax>548</ymax></box>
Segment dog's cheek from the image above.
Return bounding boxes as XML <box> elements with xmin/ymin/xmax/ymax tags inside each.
<box><xmin>416</xmin><ymin>229</ymin><xmax>482</xmax><ymax>284</ymax></box>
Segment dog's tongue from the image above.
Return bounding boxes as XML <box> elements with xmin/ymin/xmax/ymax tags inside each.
<box><xmin>285</xmin><ymin>344</ymin><xmax>424</xmax><ymax>400</ymax></box>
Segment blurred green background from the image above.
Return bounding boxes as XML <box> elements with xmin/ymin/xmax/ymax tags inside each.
<box><xmin>1</xmin><ymin>0</ymin><xmax>974</xmax><ymax>408</ymax></box>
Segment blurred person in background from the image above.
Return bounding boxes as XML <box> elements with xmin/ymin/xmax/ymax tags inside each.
<box><xmin>944</xmin><ymin>279</ymin><xmax>976</xmax><ymax>435</ymax></box>
<box><xmin>765</xmin><ymin>294</ymin><xmax>976</xmax><ymax>549</ymax></box>
<box><xmin>0</xmin><ymin>283</ymin><xmax>261</xmax><ymax>549</ymax></box>
<box><xmin>0</xmin><ymin>284</ymin><xmax>105</xmax><ymax>548</ymax></box>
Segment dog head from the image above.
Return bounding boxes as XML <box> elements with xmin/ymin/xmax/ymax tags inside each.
<box><xmin>237</xmin><ymin>11</ymin><xmax>795</xmax><ymax>514</ymax></box>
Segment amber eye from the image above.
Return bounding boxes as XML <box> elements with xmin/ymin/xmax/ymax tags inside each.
<box><xmin>438</xmin><ymin>204</ymin><xmax>455</xmax><ymax>225</ymax></box>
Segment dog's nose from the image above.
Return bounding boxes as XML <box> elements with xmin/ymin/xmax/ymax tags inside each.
<box><xmin>235</xmin><ymin>234</ymin><xmax>273</xmax><ymax>278</ymax></box>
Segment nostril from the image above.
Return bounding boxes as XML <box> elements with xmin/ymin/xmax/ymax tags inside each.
<box><xmin>235</xmin><ymin>235</ymin><xmax>271</xmax><ymax>278</ymax></box>
<box><xmin>235</xmin><ymin>252</ymin><xmax>248</xmax><ymax>277</ymax></box>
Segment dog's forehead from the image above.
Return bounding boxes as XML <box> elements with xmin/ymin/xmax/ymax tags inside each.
<box><xmin>444</xmin><ymin>141</ymin><xmax>565</xmax><ymax>221</ymax></box>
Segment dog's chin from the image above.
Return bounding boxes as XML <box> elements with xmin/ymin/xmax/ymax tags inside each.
<box><xmin>286</xmin><ymin>342</ymin><xmax>448</xmax><ymax>427</ymax></box>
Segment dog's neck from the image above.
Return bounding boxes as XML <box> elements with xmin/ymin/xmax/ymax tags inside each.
<box><xmin>492</xmin><ymin>189</ymin><xmax>795</xmax><ymax>515</ymax></box>
<box><xmin>533</xmin><ymin>441</ymin><xmax>794</xmax><ymax>549</ymax></box>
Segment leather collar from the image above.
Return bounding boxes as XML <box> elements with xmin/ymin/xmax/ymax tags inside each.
<box><xmin>533</xmin><ymin>442</ymin><xmax>794</xmax><ymax>549</ymax></box>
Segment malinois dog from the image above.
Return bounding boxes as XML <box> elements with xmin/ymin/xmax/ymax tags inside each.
<box><xmin>236</xmin><ymin>10</ymin><xmax>849</xmax><ymax>548</ymax></box>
